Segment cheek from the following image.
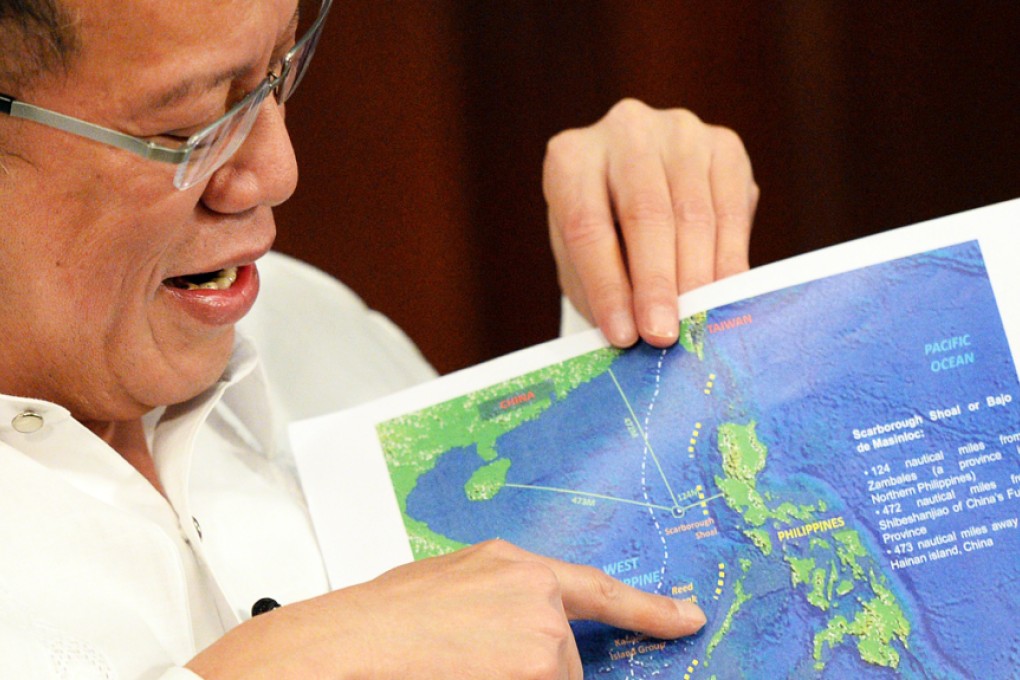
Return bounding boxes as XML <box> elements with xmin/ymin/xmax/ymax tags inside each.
<box><xmin>55</xmin><ymin>171</ymin><xmax>195</xmax><ymax>283</ymax></box>
<box><xmin>45</xmin><ymin>216</ymin><xmax>175</xmax><ymax>333</ymax></box>
<box><xmin>4</xmin><ymin>164</ymin><xmax>198</xmax><ymax>353</ymax></box>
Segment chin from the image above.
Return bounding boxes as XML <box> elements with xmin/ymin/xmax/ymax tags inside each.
<box><xmin>145</xmin><ymin>331</ymin><xmax>238</xmax><ymax>410</ymax></box>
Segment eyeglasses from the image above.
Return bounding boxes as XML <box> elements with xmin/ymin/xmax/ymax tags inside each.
<box><xmin>0</xmin><ymin>0</ymin><xmax>332</xmax><ymax>191</ymax></box>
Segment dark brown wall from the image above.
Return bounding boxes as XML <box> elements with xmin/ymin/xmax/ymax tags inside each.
<box><xmin>276</xmin><ymin>2</ymin><xmax>1020</xmax><ymax>375</ymax></box>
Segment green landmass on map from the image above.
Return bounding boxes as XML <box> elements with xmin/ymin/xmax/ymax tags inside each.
<box><xmin>465</xmin><ymin>458</ymin><xmax>512</xmax><ymax>501</ymax></box>
<box><xmin>680</xmin><ymin>311</ymin><xmax>708</xmax><ymax>360</ymax></box>
<box><xmin>710</xmin><ymin>421</ymin><xmax>911</xmax><ymax>672</ymax></box>
<box><xmin>707</xmin><ymin>577</ymin><xmax>752</xmax><ymax>656</ymax></box>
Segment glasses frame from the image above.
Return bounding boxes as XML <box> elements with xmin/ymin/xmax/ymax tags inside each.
<box><xmin>0</xmin><ymin>0</ymin><xmax>332</xmax><ymax>190</ymax></box>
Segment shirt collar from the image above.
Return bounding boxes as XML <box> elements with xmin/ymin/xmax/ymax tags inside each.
<box><xmin>0</xmin><ymin>331</ymin><xmax>276</xmax><ymax>504</ymax></box>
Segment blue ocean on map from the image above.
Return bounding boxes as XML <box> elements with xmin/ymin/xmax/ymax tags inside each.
<box><xmin>402</xmin><ymin>241</ymin><xmax>1020</xmax><ymax>678</ymax></box>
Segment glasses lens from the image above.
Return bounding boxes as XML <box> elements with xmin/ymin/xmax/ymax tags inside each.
<box><xmin>174</xmin><ymin>85</ymin><xmax>274</xmax><ymax>190</ymax></box>
<box><xmin>173</xmin><ymin>0</ymin><xmax>331</xmax><ymax>190</ymax></box>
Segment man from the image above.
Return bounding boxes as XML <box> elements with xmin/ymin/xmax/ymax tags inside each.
<box><xmin>0</xmin><ymin>0</ymin><xmax>757</xmax><ymax>677</ymax></box>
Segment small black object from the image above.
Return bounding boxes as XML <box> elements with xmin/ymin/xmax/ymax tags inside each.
<box><xmin>251</xmin><ymin>597</ymin><xmax>282</xmax><ymax>617</ymax></box>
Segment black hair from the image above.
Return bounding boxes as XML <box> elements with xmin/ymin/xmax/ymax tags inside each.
<box><xmin>0</xmin><ymin>0</ymin><xmax>81</xmax><ymax>91</ymax></box>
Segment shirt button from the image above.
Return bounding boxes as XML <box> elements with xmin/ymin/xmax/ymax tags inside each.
<box><xmin>11</xmin><ymin>411</ymin><xmax>44</xmax><ymax>434</ymax></box>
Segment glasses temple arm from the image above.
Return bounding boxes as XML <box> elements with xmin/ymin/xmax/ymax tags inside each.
<box><xmin>0</xmin><ymin>93</ymin><xmax>187</xmax><ymax>164</ymax></box>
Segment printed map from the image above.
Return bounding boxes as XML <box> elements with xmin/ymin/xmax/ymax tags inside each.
<box><xmin>376</xmin><ymin>241</ymin><xmax>1020</xmax><ymax>678</ymax></box>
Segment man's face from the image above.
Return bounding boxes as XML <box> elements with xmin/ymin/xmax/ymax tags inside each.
<box><xmin>0</xmin><ymin>0</ymin><xmax>300</xmax><ymax>424</ymax></box>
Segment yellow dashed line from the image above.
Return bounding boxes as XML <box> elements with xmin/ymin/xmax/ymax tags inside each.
<box><xmin>697</xmin><ymin>486</ymin><xmax>710</xmax><ymax>516</ymax></box>
<box><xmin>713</xmin><ymin>562</ymin><xmax>727</xmax><ymax>600</ymax></box>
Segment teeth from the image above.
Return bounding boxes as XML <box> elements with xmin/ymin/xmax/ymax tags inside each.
<box><xmin>181</xmin><ymin>266</ymin><xmax>238</xmax><ymax>291</ymax></box>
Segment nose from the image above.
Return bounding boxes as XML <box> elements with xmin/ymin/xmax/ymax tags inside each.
<box><xmin>199</xmin><ymin>98</ymin><xmax>299</xmax><ymax>214</ymax></box>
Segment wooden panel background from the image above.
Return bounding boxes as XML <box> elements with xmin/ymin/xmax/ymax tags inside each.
<box><xmin>275</xmin><ymin>2</ymin><xmax>1020</xmax><ymax>375</ymax></box>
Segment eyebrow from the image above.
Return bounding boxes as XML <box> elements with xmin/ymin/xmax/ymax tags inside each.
<box><xmin>146</xmin><ymin>63</ymin><xmax>255</xmax><ymax>111</ymax></box>
<box><xmin>145</xmin><ymin>6</ymin><xmax>302</xmax><ymax>112</ymax></box>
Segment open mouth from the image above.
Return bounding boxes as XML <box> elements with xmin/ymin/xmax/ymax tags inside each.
<box><xmin>164</xmin><ymin>266</ymin><xmax>239</xmax><ymax>291</ymax></box>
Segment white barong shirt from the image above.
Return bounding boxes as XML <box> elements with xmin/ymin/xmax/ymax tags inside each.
<box><xmin>0</xmin><ymin>252</ymin><xmax>588</xmax><ymax>679</ymax></box>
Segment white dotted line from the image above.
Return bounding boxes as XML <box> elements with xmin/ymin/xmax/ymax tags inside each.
<box><xmin>639</xmin><ymin>349</ymin><xmax>669</xmax><ymax>594</ymax></box>
<box><xmin>630</xmin><ymin>348</ymin><xmax>669</xmax><ymax>677</ymax></box>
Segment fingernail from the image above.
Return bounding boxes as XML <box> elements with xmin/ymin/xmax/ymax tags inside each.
<box><xmin>646</xmin><ymin>306</ymin><xmax>679</xmax><ymax>344</ymax></box>
<box><xmin>675</xmin><ymin>600</ymin><xmax>707</xmax><ymax>631</ymax></box>
<box><xmin>606</xmin><ymin>311</ymin><xmax>637</xmax><ymax>347</ymax></box>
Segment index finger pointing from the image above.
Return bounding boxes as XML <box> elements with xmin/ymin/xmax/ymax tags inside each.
<box><xmin>545</xmin><ymin>558</ymin><xmax>707</xmax><ymax>638</ymax></box>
